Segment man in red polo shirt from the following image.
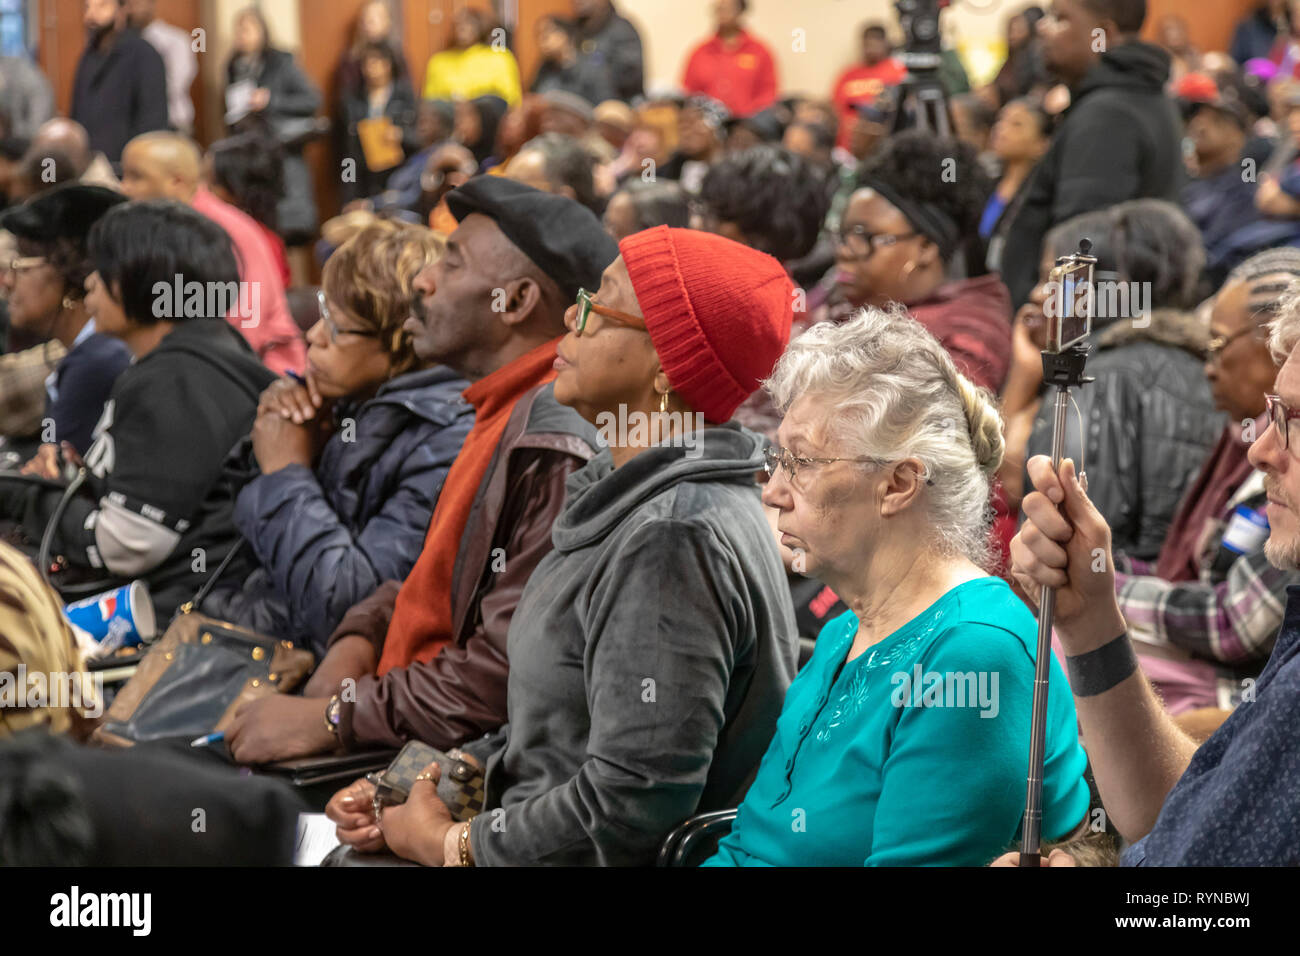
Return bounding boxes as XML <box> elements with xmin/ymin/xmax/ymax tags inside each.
<box><xmin>831</xmin><ymin>23</ymin><xmax>907</xmax><ymax>150</ymax></box>
<box><xmin>681</xmin><ymin>0</ymin><xmax>778</xmax><ymax>119</ymax></box>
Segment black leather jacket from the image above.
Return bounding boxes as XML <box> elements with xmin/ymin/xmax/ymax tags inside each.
<box><xmin>1026</xmin><ymin>309</ymin><xmax>1224</xmax><ymax>560</ymax></box>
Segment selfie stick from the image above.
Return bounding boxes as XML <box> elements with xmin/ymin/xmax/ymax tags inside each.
<box><xmin>1019</xmin><ymin>239</ymin><xmax>1096</xmax><ymax>867</ymax></box>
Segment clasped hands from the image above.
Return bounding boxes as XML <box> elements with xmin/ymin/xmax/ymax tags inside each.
<box><xmin>250</xmin><ymin>373</ymin><xmax>332</xmax><ymax>474</ymax></box>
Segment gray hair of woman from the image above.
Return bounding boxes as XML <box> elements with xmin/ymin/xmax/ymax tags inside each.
<box><xmin>1263</xmin><ymin>270</ymin><xmax>1300</xmax><ymax>367</ymax></box>
<box><xmin>764</xmin><ymin>306</ymin><xmax>1005</xmax><ymax>567</ymax></box>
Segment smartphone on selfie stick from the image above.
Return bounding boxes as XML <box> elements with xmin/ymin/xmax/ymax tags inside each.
<box><xmin>1019</xmin><ymin>238</ymin><xmax>1097</xmax><ymax>867</ymax></box>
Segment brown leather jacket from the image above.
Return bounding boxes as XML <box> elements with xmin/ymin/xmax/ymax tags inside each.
<box><xmin>332</xmin><ymin>383</ymin><xmax>599</xmax><ymax>750</ymax></box>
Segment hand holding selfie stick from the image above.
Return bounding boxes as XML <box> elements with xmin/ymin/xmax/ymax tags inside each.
<box><xmin>1020</xmin><ymin>239</ymin><xmax>1097</xmax><ymax>866</ymax></box>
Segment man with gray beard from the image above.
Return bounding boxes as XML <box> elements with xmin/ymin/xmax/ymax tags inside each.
<box><xmin>997</xmin><ymin>292</ymin><xmax>1300</xmax><ymax>865</ymax></box>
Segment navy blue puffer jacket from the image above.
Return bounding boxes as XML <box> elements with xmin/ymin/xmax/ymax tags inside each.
<box><xmin>202</xmin><ymin>365</ymin><xmax>473</xmax><ymax>655</ymax></box>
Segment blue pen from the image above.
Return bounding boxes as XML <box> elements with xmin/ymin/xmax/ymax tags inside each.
<box><xmin>282</xmin><ymin>371</ymin><xmax>318</xmax><ymax>423</ymax></box>
<box><xmin>190</xmin><ymin>731</ymin><xmax>225</xmax><ymax>748</ymax></box>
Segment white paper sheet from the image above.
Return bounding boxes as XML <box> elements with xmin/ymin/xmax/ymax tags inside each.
<box><xmin>294</xmin><ymin>812</ymin><xmax>341</xmax><ymax>867</ymax></box>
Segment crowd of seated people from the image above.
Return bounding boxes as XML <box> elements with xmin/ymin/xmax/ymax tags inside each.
<box><xmin>2</xmin><ymin>200</ymin><xmax>276</xmax><ymax>622</ymax></box>
<box><xmin>6</xmin><ymin>0</ymin><xmax>1300</xmax><ymax>870</ymax></box>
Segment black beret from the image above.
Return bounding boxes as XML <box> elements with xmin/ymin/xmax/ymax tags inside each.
<box><xmin>0</xmin><ymin>182</ymin><xmax>126</xmax><ymax>245</ymax></box>
<box><xmin>446</xmin><ymin>176</ymin><xmax>618</xmax><ymax>302</ymax></box>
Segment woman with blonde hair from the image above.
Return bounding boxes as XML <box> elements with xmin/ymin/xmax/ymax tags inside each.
<box><xmin>705</xmin><ymin>307</ymin><xmax>1091</xmax><ymax>866</ymax></box>
<box><xmin>0</xmin><ymin>541</ymin><xmax>96</xmax><ymax>741</ymax></box>
<box><xmin>202</xmin><ymin>221</ymin><xmax>474</xmax><ymax>655</ymax></box>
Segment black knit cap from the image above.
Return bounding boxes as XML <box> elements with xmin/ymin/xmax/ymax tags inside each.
<box><xmin>0</xmin><ymin>182</ymin><xmax>126</xmax><ymax>244</ymax></box>
<box><xmin>445</xmin><ymin>176</ymin><xmax>618</xmax><ymax>302</ymax></box>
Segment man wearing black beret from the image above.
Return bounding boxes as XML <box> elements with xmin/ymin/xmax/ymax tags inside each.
<box><xmin>0</xmin><ymin>183</ymin><xmax>131</xmax><ymax>469</ymax></box>
<box><xmin>227</xmin><ymin>177</ymin><xmax>620</xmax><ymax>763</ymax></box>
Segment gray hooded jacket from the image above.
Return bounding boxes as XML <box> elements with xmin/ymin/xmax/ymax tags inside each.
<box><xmin>470</xmin><ymin>422</ymin><xmax>797</xmax><ymax>866</ymax></box>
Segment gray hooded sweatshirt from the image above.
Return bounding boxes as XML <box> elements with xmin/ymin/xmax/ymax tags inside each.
<box><xmin>469</xmin><ymin>422</ymin><xmax>798</xmax><ymax>866</ymax></box>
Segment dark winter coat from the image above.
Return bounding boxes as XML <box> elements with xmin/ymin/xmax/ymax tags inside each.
<box><xmin>530</xmin><ymin>57</ymin><xmax>616</xmax><ymax>107</ymax></box>
<box><xmin>202</xmin><ymin>366</ymin><xmax>473</xmax><ymax>656</ymax></box>
<box><xmin>575</xmin><ymin>5</ymin><xmax>644</xmax><ymax>103</ymax></box>
<box><xmin>1002</xmin><ymin>42</ymin><xmax>1184</xmax><ymax>308</ymax></box>
<box><xmin>226</xmin><ymin>48</ymin><xmax>323</xmax><ymax>239</ymax></box>
<box><xmin>338</xmin><ymin>79</ymin><xmax>422</xmax><ymax>204</ymax></box>
<box><xmin>71</xmin><ymin>28</ymin><xmax>169</xmax><ymax>163</ymax></box>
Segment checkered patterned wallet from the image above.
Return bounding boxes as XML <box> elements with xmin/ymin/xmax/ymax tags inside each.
<box><xmin>373</xmin><ymin>741</ymin><xmax>485</xmax><ymax>822</ymax></box>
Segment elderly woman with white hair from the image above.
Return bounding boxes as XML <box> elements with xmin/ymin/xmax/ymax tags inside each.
<box><xmin>705</xmin><ymin>308</ymin><xmax>1091</xmax><ymax>866</ymax></box>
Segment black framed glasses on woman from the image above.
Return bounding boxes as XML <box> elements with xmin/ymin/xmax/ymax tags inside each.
<box><xmin>1265</xmin><ymin>393</ymin><xmax>1300</xmax><ymax>451</ymax></box>
<box><xmin>833</xmin><ymin>225</ymin><xmax>920</xmax><ymax>259</ymax></box>
<box><xmin>317</xmin><ymin>290</ymin><xmax>381</xmax><ymax>345</ymax></box>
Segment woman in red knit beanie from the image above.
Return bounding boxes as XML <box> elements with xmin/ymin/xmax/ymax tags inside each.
<box><xmin>553</xmin><ymin>224</ymin><xmax>795</xmax><ymax>436</ymax></box>
<box><xmin>337</xmin><ymin>227</ymin><xmax>803</xmax><ymax>867</ymax></box>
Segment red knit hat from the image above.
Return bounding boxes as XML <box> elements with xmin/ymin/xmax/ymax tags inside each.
<box><xmin>619</xmin><ymin>226</ymin><xmax>794</xmax><ymax>424</ymax></box>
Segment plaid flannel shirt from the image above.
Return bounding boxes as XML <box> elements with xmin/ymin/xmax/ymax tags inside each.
<box><xmin>1115</xmin><ymin>471</ymin><xmax>1294</xmax><ymax>670</ymax></box>
<box><xmin>0</xmin><ymin>341</ymin><xmax>65</xmax><ymax>438</ymax></box>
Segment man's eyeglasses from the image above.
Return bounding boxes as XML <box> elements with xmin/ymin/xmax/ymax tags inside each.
<box><xmin>1206</xmin><ymin>327</ymin><xmax>1260</xmax><ymax>362</ymax></box>
<box><xmin>574</xmin><ymin>288</ymin><xmax>646</xmax><ymax>336</ymax></box>
<box><xmin>833</xmin><ymin>226</ymin><xmax>919</xmax><ymax>260</ymax></box>
<box><xmin>1265</xmin><ymin>393</ymin><xmax>1300</xmax><ymax>451</ymax></box>
<box><xmin>3</xmin><ymin>256</ymin><xmax>47</xmax><ymax>278</ymax></box>
<box><xmin>318</xmin><ymin>290</ymin><xmax>381</xmax><ymax>345</ymax></box>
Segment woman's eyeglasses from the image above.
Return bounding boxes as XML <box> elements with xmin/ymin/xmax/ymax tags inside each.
<box><xmin>763</xmin><ymin>446</ymin><xmax>883</xmax><ymax>483</ymax></box>
<box><xmin>1265</xmin><ymin>393</ymin><xmax>1300</xmax><ymax>451</ymax></box>
<box><xmin>1206</xmin><ymin>326</ymin><xmax>1260</xmax><ymax>363</ymax></box>
<box><xmin>833</xmin><ymin>226</ymin><xmax>919</xmax><ymax>260</ymax></box>
<box><xmin>574</xmin><ymin>288</ymin><xmax>646</xmax><ymax>337</ymax></box>
<box><xmin>763</xmin><ymin>445</ymin><xmax>936</xmax><ymax>486</ymax></box>
<box><xmin>318</xmin><ymin>290</ymin><xmax>381</xmax><ymax>345</ymax></box>
<box><xmin>3</xmin><ymin>256</ymin><xmax>47</xmax><ymax>278</ymax></box>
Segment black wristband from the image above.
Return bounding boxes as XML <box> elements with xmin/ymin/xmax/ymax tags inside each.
<box><xmin>1065</xmin><ymin>633</ymin><xmax>1137</xmax><ymax>697</ymax></box>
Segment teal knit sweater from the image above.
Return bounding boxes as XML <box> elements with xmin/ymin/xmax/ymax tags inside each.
<box><xmin>705</xmin><ymin>577</ymin><xmax>1091</xmax><ymax>866</ymax></box>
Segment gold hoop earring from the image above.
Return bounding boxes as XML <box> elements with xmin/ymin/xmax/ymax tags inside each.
<box><xmin>62</xmin><ymin>296</ymin><xmax>77</xmax><ymax>311</ymax></box>
<box><xmin>659</xmin><ymin>391</ymin><xmax>669</xmax><ymax>415</ymax></box>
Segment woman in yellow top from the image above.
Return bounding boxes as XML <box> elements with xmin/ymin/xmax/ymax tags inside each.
<box><xmin>424</xmin><ymin>8</ymin><xmax>521</xmax><ymax>106</ymax></box>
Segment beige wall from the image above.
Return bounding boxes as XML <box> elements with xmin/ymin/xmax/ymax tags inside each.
<box><xmin>618</xmin><ymin>0</ymin><xmax>1023</xmax><ymax>99</ymax></box>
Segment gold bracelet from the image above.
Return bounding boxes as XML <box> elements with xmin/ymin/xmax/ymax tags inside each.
<box><xmin>458</xmin><ymin>819</ymin><xmax>473</xmax><ymax>867</ymax></box>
